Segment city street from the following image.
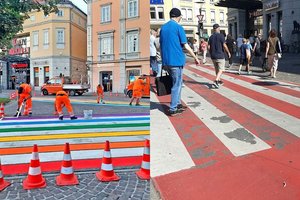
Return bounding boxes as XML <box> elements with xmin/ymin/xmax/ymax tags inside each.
<box><xmin>0</xmin><ymin>92</ymin><xmax>150</xmax><ymax>199</ymax></box>
<box><xmin>151</xmin><ymin>57</ymin><xmax>300</xmax><ymax>200</ymax></box>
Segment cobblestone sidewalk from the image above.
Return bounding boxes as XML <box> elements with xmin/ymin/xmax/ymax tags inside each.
<box><xmin>0</xmin><ymin>170</ymin><xmax>150</xmax><ymax>200</ymax></box>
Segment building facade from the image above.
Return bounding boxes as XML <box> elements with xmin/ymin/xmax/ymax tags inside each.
<box><xmin>262</xmin><ymin>0</ymin><xmax>300</xmax><ymax>47</ymax></box>
<box><xmin>150</xmin><ymin>0</ymin><xmax>228</xmax><ymax>41</ymax></box>
<box><xmin>87</xmin><ymin>0</ymin><xmax>150</xmax><ymax>93</ymax></box>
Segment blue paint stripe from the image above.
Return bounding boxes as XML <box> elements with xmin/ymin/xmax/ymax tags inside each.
<box><xmin>0</xmin><ymin>117</ymin><xmax>150</xmax><ymax>126</ymax></box>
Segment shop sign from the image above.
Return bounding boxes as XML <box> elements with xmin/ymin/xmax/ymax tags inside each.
<box><xmin>150</xmin><ymin>0</ymin><xmax>163</xmax><ymax>4</ymax></box>
<box><xmin>9</xmin><ymin>37</ymin><xmax>30</xmax><ymax>56</ymax></box>
<box><xmin>11</xmin><ymin>63</ymin><xmax>28</xmax><ymax>68</ymax></box>
<box><xmin>249</xmin><ymin>9</ymin><xmax>263</xmax><ymax>18</ymax></box>
<box><xmin>265</xmin><ymin>0</ymin><xmax>280</xmax><ymax>11</ymax></box>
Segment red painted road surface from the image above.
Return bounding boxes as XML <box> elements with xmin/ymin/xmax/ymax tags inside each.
<box><xmin>152</xmin><ymin>63</ymin><xmax>300</xmax><ymax>200</ymax></box>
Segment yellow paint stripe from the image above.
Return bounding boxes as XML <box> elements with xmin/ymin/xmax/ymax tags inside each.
<box><xmin>0</xmin><ymin>130</ymin><xmax>149</xmax><ymax>142</ymax></box>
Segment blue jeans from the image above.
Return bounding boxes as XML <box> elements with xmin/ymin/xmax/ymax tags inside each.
<box><xmin>166</xmin><ymin>66</ymin><xmax>183</xmax><ymax>111</ymax></box>
<box><xmin>150</xmin><ymin>56</ymin><xmax>158</xmax><ymax>72</ymax></box>
<box><xmin>156</xmin><ymin>62</ymin><xmax>162</xmax><ymax>77</ymax></box>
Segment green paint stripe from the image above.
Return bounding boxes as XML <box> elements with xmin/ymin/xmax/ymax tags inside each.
<box><xmin>0</xmin><ymin>123</ymin><xmax>150</xmax><ymax>133</ymax></box>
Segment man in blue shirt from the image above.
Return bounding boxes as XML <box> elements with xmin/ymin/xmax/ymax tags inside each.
<box><xmin>160</xmin><ymin>8</ymin><xmax>200</xmax><ymax>116</ymax></box>
<box><xmin>208</xmin><ymin>24</ymin><xmax>231</xmax><ymax>88</ymax></box>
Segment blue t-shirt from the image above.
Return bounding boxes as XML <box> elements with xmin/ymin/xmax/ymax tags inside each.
<box><xmin>240</xmin><ymin>43</ymin><xmax>251</xmax><ymax>59</ymax></box>
<box><xmin>208</xmin><ymin>32</ymin><xmax>226</xmax><ymax>59</ymax></box>
<box><xmin>160</xmin><ymin>20</ymin><xmax>187</xmax><ymax>67</ymax></box>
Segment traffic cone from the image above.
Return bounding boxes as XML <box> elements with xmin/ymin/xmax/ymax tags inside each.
<box><xmin>96</xmin><ymin>141</ymin><xmax>120</xmax><ymax>182</ymax></box>
<box><xmin>23</xmin><ymin>144</ymin><xmax>46</xmax><ymax>190</ymax></box>
<box><xmin>56</xmin><ymin>143</ymin><xmax>79</xmax><ymax>186</ymax></box>
<box><xmin>0</xmin><ymin>103</ymin><xmax>4</xmax><ymax>118</ymax></box>
<box><xmin>136</xmin><ymin>139</ymin><xmax>150</xmax><ymax>180</ymax></box>
<box><xmin>0</xmin><ymin>158</ymin><xmax>11</xmax><ymax>191</ymax></box>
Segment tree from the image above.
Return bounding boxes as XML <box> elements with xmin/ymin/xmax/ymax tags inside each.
<box><xmin>0</xmin><ymin>0</ymin><xmax>60</xmax><ymax>49</ymax></box>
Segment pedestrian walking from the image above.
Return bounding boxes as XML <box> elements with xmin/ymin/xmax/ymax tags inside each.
<box><xmin>129</xmin><ymin>75</ymin><xmax>146</xmax><ymax>106</ymax></box>
<box><xmin>55</xmin><ymin>90</ymin><xmax>77</xmax><ymax>120</ymax></box>
<box><xmin>14</xmin><ymin>82</ymin><xmax>32</xmax><ymax>117</ymax></box>
<box><xmin>265</xmin><ymin>29</ymin><xmax>282</xmax><ymax>78</ymax></box>
<box><xmin>226</xmin><ymin>34</ymin><xmax>236</xmax><ymax>68</ymax></box>
<box><xmin>236</xmin><ymin>34</ymin><xmax>243</xmax><ymax>57</ymax></box>
<box><xmin>200</xmin><ymin>38</ymin><xmax>208</xmax><ymax>64</ymax></box>
<box><xmin>96</xmin><ymin>84</ymin><xmax>105</xmax><ymax>104</ymax></box>
<box><xmin>208</xmin><ymin>23</ymin><xmax>231</xmax><ymax>88</ymax></box>
<box><xmin>160</xmin><ymin>8</ymin><xmax>200</xmax><ymax>116</ymax></box>
<box><xmin>154</xmin><ymin>28</ymin><xmax>162</xmax><ymax>77</ymax></box>
<box><xmin>252</xmin><ymin>34</ymin><xmax>263</xmax><ymax>68</ymax></box>
<box><xmin>238</xmin><ymin>38</ymin><xmax>251</xmax><ymax>74</ymax></box>
<box><xmin>193</xmin><ymin>39</ymin><xmax>199</xmax><ymax>56</ymax></box>
<box><xmin>150</xmin><ymin>29</ymin><xmax>158</xmax><ymax>76</ymax></box>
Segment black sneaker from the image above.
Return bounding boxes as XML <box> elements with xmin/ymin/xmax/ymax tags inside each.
<box><xmin>169</xmin><ymin>109</ymin><xmax>183</xmax><ymax>117</ymax></box>
<box><xmin>28</xmin><ymin>113</ymin><xmax>32</xmax><ymax>117</ymax></box>
<box><xmin>129</xmin><ymin>103</ymin><xmax>132</xmax><ymax>106</ymax></box>
<box><xmin>177</xmin><ymin>104</ymin><xmax>187</xmax><ymax>111</ymax></box>
<box><xmin>14</xmin><ymin>112</ymin><xmax>21</xmax><ymax>117</ymax></box>
<box><xmin>70</xmin><ymin>116</ymin><xmax>77</xmax><ymax>120</ymax></box>
<box><xmin>218</xmin><ymin>80</ymin><xmax>224</xmax><ymax>85</ymax></box>
<box><xmin>136</xmin><ymin>103</ymin><xmax>141</xmax><ymax>106</ymax></box>
<box><xmin>213</xmin><ymin>80</ymin><xmax>219</xmax><ymax>88</ymax></box>
<box><xmin>59</xmin><ymin>116</ymin><xmax>63</xmax><ymax>120</ymax></box>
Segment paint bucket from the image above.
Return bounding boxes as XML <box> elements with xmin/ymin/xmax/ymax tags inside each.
<box><xmin>83</xmin><ymin>110</ymin><xmax>93</xmax><ymax>119</ymax></box>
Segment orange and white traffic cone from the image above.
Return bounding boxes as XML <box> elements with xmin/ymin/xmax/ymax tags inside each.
<box><xmin>56</xmin><ymin>143</ymin><xmax>79</xmax><ymax>186</ymax></box>
<box><xmin>136</xmin><ymin>139</ymin><xmax>150</xmax><ymax>180</ymax></box>
<box><xmin>0</xmin><ymin>103</ymin><xmax>4</xmax><ymax>118</ymax></box>
<box><xmin>23</xmin><ymin>144</ymin><xmax>47</xmax><ymax>190</ymax></box>
<box><xmin>0</xmin><ymin>158</ymin><xmax>11</xmax><ymax>191</ymax></box>
<box><xmin>96</xmin><ymin>141</ymin><xmax>120</xmax><ymax>182</ymax></box>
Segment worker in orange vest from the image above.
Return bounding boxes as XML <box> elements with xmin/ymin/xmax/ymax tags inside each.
<box><xmin>129</xmin><ymin>75</ymin><xmax>146</xmax><ymax>106</ymax></box>
<box><xmin>96</xmin><ymin>84</ymin><xmax>105</xmax><ymax>104</ymax></box>
<box><xmin>55</xmin><ymin>90</ymin><xmax>77</xmax><ymax>120</ymax></box>
<box><xmin>14</xmin><ymin>83</ymin><xmax>32</xmax><ymax>116</ymax></box>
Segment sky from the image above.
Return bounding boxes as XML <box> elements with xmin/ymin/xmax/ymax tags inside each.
<box><xmin>70</xmin><ymin>0</ymin><xmax>87</xmax><ymax>14</ymax></box>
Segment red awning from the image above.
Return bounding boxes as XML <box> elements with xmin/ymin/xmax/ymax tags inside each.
<box><xmin>11</xmin><ymin>63</ymin><xmax>28</xmax><ymax>68</ymax></box>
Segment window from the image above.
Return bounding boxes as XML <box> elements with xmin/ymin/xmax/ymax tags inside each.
<box><xmin>150</xmin><ymin>6</ymin><xmax>164</xmax><ymax>20</ymax></box>
<box><xmin>211</xmin><ymin>10</ymin><xmax>215</xmax><ymax>23</ymax></box>
<box><xmin>220</xmin><ymin>12</ymin><xmax>224</xmax><ymax>24</ymax></box>
<box><xmin>57</xmin><ymin>10</ymin><xmax>64</xmax><ymax>17</ymax></box>
<box><xmin>33</xmin><ymin>31</ymin><xmax>39</xmax><ymax>47</ymax></box>
<box><xmin>101</xmin><ymin>5</ymin><xmax>111</xmax><ymax>23</ymax></box>
<box><xmin>34</xmin><ymin>67</ymin><xmax>39</xmax><ymax>86</ymax></box>
<box><xmin>30</xmin><ymin>15</ymin><xmax>35</xmax><ymax>21</ymax></box>
<box><xmin>127</xmin><ymin>31</ymin><xmax>139</xmax><ymax>53</ymax></box>
<box><xmin>43</xmin><ymin>29</ymin><xmax>49</xmax><ymax>49</ymax></box>
<box><xmin>128</xmin><ymin>0</ymin><xmax>138</xmax><ymax>18</ymax></box>
<box><xmin>98</xmin><ymin>32</ymin><xmax>114</xmax><ymax>61</ymax></box>
<box><xmin>187</xmin><ymin>9</ymin><xmax>193</xmax><ymax>21</ymax></box>
<box><xmin>56</xmin><ymin>29</ymin><xmax>65</xmax><ymax>49</ymax></box>
<box><xmin>150</xmin><ymin>7</ymin><xmax>156</xmax><ymax>19</ymax></box>
<box><xmin>210</xmin><ymin>0</ymin><xmax>214</xmax><ymax>3</ymax></box>
<box><xmin>181</xmin><ymin>8</ymin><xmax>187</xmax><ymax>21</ymax></box>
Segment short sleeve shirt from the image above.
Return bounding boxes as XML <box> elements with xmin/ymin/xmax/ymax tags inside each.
<box><xmin>208</xmin><ymin>33</ymin><xmax>226</xmax><ymax>60</ymax></box>
<box><xmin>160</xmin><ymin>20</ymin><xmax>187</xmax><ymax>67</ymax></box>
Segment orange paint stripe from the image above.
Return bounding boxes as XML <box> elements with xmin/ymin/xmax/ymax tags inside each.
<box><xmin>0</xmin><ymin>141</ymin><xmax>145</xmax><ymax>155</ymax></box>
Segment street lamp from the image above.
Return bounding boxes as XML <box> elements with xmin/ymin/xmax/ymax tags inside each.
<box><xmin>195</xmin><ymin>1</ymin><xmax>205</xmax><ymax>39</ymax></box>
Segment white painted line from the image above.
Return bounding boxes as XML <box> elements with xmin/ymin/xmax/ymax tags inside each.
<box><xmin>1</xmin><ymin>147</ymin><xmax>144</xmax><ymax>165</ymax></box>
<box><xmin>151</xmin><ymin>92</ymin><xmax>195</xmax><ymax>177</ymax></box>
<box><xmin>190</xmin><ymin>65</ymin><xmax>300</xmax><ymax>106</ymax></box>
<box><xmin>184</xmin><ymin>69</ymin><xmax>300</xmax><ymax>137</ymax></box>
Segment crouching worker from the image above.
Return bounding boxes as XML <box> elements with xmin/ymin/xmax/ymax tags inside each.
<box><xmin>56</xmin><ymin>90</ymin><xmax>77</xmax><ymax>120</ymax></box>
<box><xmin>14</xmin><ymin>83</ymin><xmax>32</xmax><ymax>117</ymax></box>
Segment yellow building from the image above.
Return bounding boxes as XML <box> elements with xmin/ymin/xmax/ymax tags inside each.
<box><xmin>20</xmin><ymin>1</ymin><xmax>87</xmax><ymax>88</ymax></box>
<box><xmin>150</xmin><ymin>0</ymin><xmax>228</xmax><ymax>41</ymax></box>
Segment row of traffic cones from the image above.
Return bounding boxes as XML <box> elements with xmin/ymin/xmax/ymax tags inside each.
<box><xmin>0</xmin><ymin>140</ymin><xmax>150</xmax><ymax>191</ymax></box>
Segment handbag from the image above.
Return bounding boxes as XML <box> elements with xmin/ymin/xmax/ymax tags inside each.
<box><xmin>155</xmin><ymin>69</ymin><xmax>173</xmax><ymax>96</ymax></box>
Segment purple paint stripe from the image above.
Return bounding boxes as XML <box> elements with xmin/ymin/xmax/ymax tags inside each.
<box><xmin>1</xmin><ymin>113</ymin><xmax>150</xmax><ymax>121</ymax></box>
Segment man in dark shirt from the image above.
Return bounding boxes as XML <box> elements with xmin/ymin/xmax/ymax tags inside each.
<box><xmin>208</xmin><ymin>24</ymin><xmax>231</xmax><ymax>88</ymax></box>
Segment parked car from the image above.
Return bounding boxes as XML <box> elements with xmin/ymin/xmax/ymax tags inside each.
<box><xmin>124</xmin><ymin>75</ymin><xmax>150</xmax><ymax>98</ymax></box>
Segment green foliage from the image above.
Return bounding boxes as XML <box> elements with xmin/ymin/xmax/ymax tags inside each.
<box><xmin>0</xmin><ymin>98</ymin><xmax>10</xmax><ymax>105</ymax></box>
<box><xmin>0</xmin><ymin>0</ymin><xmax>60</xmax><ymax>49</ymax></box>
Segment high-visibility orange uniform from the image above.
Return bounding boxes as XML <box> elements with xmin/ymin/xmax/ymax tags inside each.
<box><xmin>96</xmin><ymin>85</ymin><xmax>104</xmax><ymax>103</ymax></box>
<box><xmin>132</xmin><ymin>79</ymin><xmax>145</xmax><ymax>98</ymax></box>
<box><xmin>55</xmin><ymin>91</ymin><xmax>75</xmax><ymax>118</ymax></box>
<box><xmin>18</xmin><ymin>83</ymin><xmax>32</xmax><ymax>115</ymax></box>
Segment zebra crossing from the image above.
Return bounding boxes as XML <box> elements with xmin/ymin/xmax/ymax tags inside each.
<box><xmin>0</xmin><ymin>114</ymin><xmax>150</xmax><ymax>174</ymax></box>
<box><xmin>152</xmin><ymin>63</ymin><xmax>300</xmax><ymax>177</ymax></box>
